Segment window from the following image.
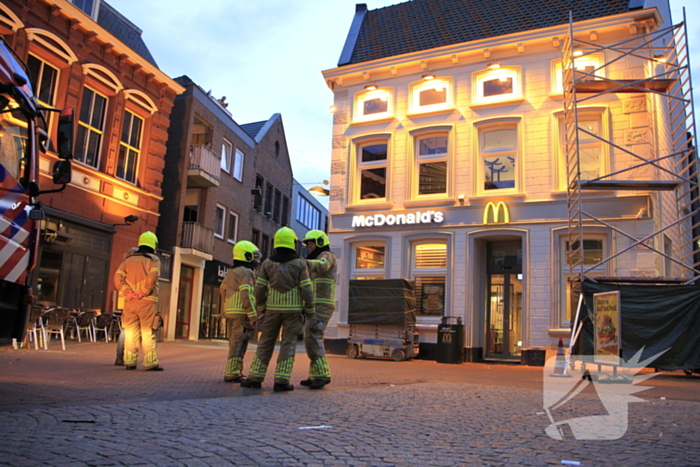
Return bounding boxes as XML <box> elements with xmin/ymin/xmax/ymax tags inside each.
<box><xmin>477</xmin><ymin>121</ymin><xmax>519</xmax><ymax>193</ymax></box>
<box><xmin>116</xmin><ymin>110</ymin><xmax>142</xmax><ymax>183</ymax></box>
<box><xmin>353</xmin><ymin>88</ymin><xmax>392</xmax><ymax>122</ymax></box>
<box><xmin>552</xmin><ymin>53</ymin><xmax>605</xmax><ymax>95</ymax></box>
<box><xmin>556</xmin><ymin>109</ymin><xmax>607</xmax><ymax>190</ymax></box>
<box><xmin>296</xmin><ymin>195</ymin><xmax>320</xmax><ymax>229</ymax></box>
<box><xmin>254</xmin><ymin>175</ymin><xmax>264</xmax><ymax>211</ymax></box>
<box><xmin>472</xmin><ymin>67</ymin><xmax>522</xmax><ymax>105</ymax></box>
<box><xmin>227</xmin><ymin>211</ymin><xmax>238</xmax><ymax>243</ymax></box>
<box><xmin>352</xmin><ymin>243</ymin><xmax>386</xmax><ymax>279</ymax></box>
<box><xmin>27</xmin><ymin>54</ymin><xmax>58</xmax><ymax>109</ymax></box>
<box><xmin>414</xmin><ymin>131</ymin><xmax>448</xmax><ymax>197</ymax></box>
<box><xmin>75</xmin><ymin>87</ymin><xmax>107</xmax><ymax>168</ymax></box>
<box><xmin>356</xmin><ymin>138</ymin><xmax>389</xmax><ymax>202</ymax></box>
<box><xmin>252</xmin><ymin>229</ymin><xmax>260</xmax><ymax>248</ymax></box>
<box><xmin>281</xmin><ymin>196</ymin><xmax>289</xmax><ymax>226</ymax></box>
<box><xmin>70</xmin><ymin>0</ymin><xmax>100</xmax><ymax>19</ymax></box>
<box><xmin>261</xmin><ymin>234</ymin><xmax>270</xmax><ymax>258</ymax></box>
<box><xmin>233</xmin><ymin>148</ymin><xmax>244</xmax><ymax>181</ymax></box>
<box><xmin>264</xmin><ymin>183</ymin><xmax>273</xmax><ymax>216</ymax></box>
<box><xmin>221</xmin><ymin>139</ymin><xmax>232</xmax><ymax>173</ymax></box>
<box><xmin>214</xmin><ymin>205</ymin><xmax>225</xmax><ymax>239</ymax></box>
<box><xmin>410</xmin><ymin>78</ymin><xmax>452</xmax><ymax>113</ymax></box>
<box><xmin>558</xmin><ymin>234</ymin><xmax>607</xmax><ymax>328</ymax></box>
<box><xmin>411</xmin><ymin>242</ymin><xmax>447</xmax><ymax>316</ymax></box>
<box><xmin>273</xmin><ymin>189</ymin><xmax>281</xmax><ymax>223</ymax></box>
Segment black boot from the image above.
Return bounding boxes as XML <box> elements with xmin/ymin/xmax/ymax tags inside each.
<box><xmin>224</xmin><ymin>375</ymin><xmax>246</xmax><ymax>383</ymax></box>
<box><xmin>300</xmin><ymin>379</ymin><xmax>313</xmax><ymax>387</ymax></box>
<box><xmin>125</xmin><ymin>366</ymin><xmax>136</xmax><ymax>370</ymax></box>
<box><xmin>240</xmin><ymin>380</ymin><xmax>262</xmax><ymax>389</ymax></box>
<box><xmin>114</xmin><ymin>358</ymin><xmax>124</xmax><ymax>366</ymax></box>
<box><xmin>145</xmin><ymin>365</ymin><xmax>164</xmax><ymax>371</ymax></box>
<box><xmin>273</xmin><ymin>383</ymin><xmax>294</xmax><ymax>392</ymax></box>
<box><xmin>310</xmin><ymin>380</ymin><xmax>329</xmax><ymax>390</ymax></box>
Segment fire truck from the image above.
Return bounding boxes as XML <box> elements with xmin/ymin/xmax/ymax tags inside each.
<box><xmin>0</xmin><ymin>38</ymin><xmax>74</xmax><ymax>345</ymax></box>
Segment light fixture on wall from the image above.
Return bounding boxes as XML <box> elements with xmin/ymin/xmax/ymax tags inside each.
<box><xmin>112</xmin><ymin>214</ymin><xmax>139</xmax><ymax>227</ymax></box>
<box><xmin>487</xmin><ymin>62</ymin><xmax>501</xmax><ymax>70</ymax></box>
<box><xmin>308</xmin><ymin>180</ymin><xmax>330</xmax><ymax>197</ymax></box>
<box><xmin>653</xmin><ymin>54</ymin><xmax>667</xmax><ymax>63</ymax></box>
<box><xmin>364</xmin><ymin>84</ymin><xmax>378</xmax><ymax>91</ymax></box>
<box><xmin>422</xmin><ymin>73</ymin><xmax>435</xmax><ymax>80</ymax></box>
<box><xmin>329</xmin><ymin>104</ymin><xmax>337</xmax><ymax>113</ymax></box>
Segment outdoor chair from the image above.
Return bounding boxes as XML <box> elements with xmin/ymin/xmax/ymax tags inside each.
<box><xmin>43</xmin><ymin>308</ymin><xmax>71</xmax><ymax>350</ymax></box>
<box><xmin>93</xmin><ymin>313</ymin><xmax>114</xmax><ymax>342</ymax></box>
<box><xmin>24</xmin><ymin>305</ymin><xmax>46</xmax><ymax>350</ymax></box>
<box><xmin>74</xmin><ymin>311</ymin><xmax>97</xmax><ymax>342</ymax></box>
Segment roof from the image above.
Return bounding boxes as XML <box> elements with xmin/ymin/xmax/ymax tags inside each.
<box><xmin>341</xmin><ymin>0</ymin><xmax>633</xmax><ymax>66</ymax></box>
<box><xmin>240</xmin><ymin>120</ymin><xmax>267</xmax><ymax>140</ymax></box>
<box><xmin>97</xmin><ymin>1</ymin><xmax>158</xmax><ymax>67</ymax></box>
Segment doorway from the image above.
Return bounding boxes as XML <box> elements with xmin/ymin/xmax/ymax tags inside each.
<box><xmin>176</xmin><ymin>265</ymin><xmax>194</xmax><ymax>339</ymax></box>
<box><xmin>485</xmin><ymin>240</ymin><xmax>523</xmax><ymax>360</ymax></box>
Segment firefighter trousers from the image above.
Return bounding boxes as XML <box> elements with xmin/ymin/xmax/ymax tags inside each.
<box><xmin>304</xmin><ymin>313</ymin><xmax>331</xmax><ymax>382</ymax></box>
<box><xmin>247</xmin><ymin>313</ymin><xmax>303</xmax><ymax>385</ymax></box>
<box><xmin>224</xmin><ymin>314</ymin><xmax>253</xmax><ymax>380</ymax></box>
<box><xmin>122</xmin><ymin>299</ymin><xmax>159</xmax><ymax>369</ymax></box>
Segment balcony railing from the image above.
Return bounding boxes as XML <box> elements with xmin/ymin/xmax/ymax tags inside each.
<box><xmin>180</xmin><ymin>222</ymin><xmax>214</xmax><ymax>255</ymax></box>
<box><xmin>187</xmin><ymin>145</ymin><xmax>221</xmax><ymax>187</ymax></box>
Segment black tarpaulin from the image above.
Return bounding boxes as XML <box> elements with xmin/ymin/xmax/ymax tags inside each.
<box><xmin>580</xmin><ymin>280</ymin><xmax>700</xmax><ymax>370</ymax></box>
<box><xmin>348</xmin><ymin>279</ymin><xmax>416</xmax><ymax>325</ymax></box>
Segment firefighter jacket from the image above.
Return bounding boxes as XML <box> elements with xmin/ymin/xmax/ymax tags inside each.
<box><xmin>114</xmin><ymin>248</ymin><xmax>160</xmax><ymax>302</ymax></box>
<box><xmin>307</xmin><ymin>250</ymin><xmax>337</xmax><ymax>319</ymax></box>
<box><xmin>220</xmin><ymin>266</ymin><xmax>257</xmax><ymax>320</ymax></box>
<box><xmin>255</xmin><ymin>255</ymin><xmax>314</xmax><ymax>314</ymax></box>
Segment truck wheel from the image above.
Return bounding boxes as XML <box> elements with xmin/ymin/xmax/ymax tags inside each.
<box><xmin>391</xmin><ymin>349</ymin><xmax>406</xmax><ymax>362</ymax></box>
<box><xmin>346</xmin><ymin>345</ymin><xmax>359</xmax><ymax>359</ymax></box>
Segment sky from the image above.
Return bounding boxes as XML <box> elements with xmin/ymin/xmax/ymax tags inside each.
<box><xmin>106</xmin><ymin>0</ymin><xmax>700</xmax><ymax>211</ymax></box>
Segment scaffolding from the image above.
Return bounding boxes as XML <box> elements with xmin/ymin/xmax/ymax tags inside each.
<box><xmin>563</xmin><ymin>9</ymin><xmax>700</xmax><ymax>286</ymax></box>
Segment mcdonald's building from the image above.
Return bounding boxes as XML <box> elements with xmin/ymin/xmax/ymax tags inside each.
<box><xmin>321</xmin><ymin>0</ymin><xmax>681</xmax><ymax>364</ymax></box>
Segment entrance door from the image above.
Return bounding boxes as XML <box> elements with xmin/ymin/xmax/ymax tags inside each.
<box><xmin>485</xmin><ymin>241</ymin><xmax>523</xmax><ymax>360</ymax></box>
<box><xmin>176</xmin><ymin>265</ymin><xmax>194</xmax><ymax>339</ymax></box>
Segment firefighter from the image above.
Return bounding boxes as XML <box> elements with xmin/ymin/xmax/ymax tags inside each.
<box><xmin>300</xmin><ymin>230</ymin><xmax>337</xmax><ymax>390</ymax></box>
<box><xmin>114</xmin><ymin>231</ymin><xmax>162</xmax><ymax>371</ymax></box>
<box><xmin>241</xmin><ymin>227</ymin><xmax>314</xmax><ymax>392</ymax></box>
<box><xmin>220</xmin><ymin>240</ymin><xmax>261</xmax><ymax>383</ymax></box>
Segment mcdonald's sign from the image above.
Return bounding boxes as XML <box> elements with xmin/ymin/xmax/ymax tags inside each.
<box><xmin>483</xmin><ymin>201</ymin><xmax>510</xmax><ymax>224</ymax></box>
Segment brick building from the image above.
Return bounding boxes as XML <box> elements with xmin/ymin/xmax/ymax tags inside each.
<box><xmin>0</xmin><ymin>0</ymin><xmax>183</xmax><ymax>314</ymax></box>
<box><xmin>158</xmin><ymin>76</ymin><xmax>294</xmax><ymax>341</ymax></box>
<box><xmin>322</xmin><ymin>0</ymin><xmax>697</xmax><ymax>362</ymax></box>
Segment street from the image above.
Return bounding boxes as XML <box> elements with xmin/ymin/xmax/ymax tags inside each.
<box><xmin>0</xmin><ymin>340</ymin><xmax>698</xmax><ymax>466</ymax></box>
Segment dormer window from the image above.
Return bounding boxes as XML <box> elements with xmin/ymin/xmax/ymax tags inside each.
<box><xmin>409</xmin><ymin>77</ymin><xmax>453</xmax><ymax>114</ymax></box>
<box><xmin>472</xmin><ymin>66</ymin><xmax>522</xmax><ymax>105</ymax></box>
<box><xmin>354</xmin><ymin>88</ymin><xmax>393</xmax><ymax>122</ymax></box>
<box><xmin>69</xmin><ymin>0</ymin><xmax>101</xmax><ymax>21</ymax></box>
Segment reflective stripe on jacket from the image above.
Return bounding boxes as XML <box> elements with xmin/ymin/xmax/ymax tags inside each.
<box><xmin>114</xmin><ymin>249</ymin><xmax>160</xmax><ymax>302</ymax></box>
<box><xmin>255</xmin><ymin>257</ymin><xmax>314</xmax><ymax>314</ymax></box>
<box><xmin>220</xmin><ymin>266</ymin><xmax>256</xmax><ymax>319</ymax></box>
<box><xmin>307</xmin><ymin>251</ymin><xmax>337</xmax><ymax>314</ymax></box>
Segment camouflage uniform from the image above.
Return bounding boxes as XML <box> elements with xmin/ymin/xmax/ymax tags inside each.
<box><xmin>220</xmin><ymin>265</ymin><xmax>257</xmax><ymax>381</ymax></box>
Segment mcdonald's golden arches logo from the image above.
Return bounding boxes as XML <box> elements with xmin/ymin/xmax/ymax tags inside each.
<box><xmin>483</xmin><ymin>201</ymin><xmax>510</xmax><ymax>224</ymax></box>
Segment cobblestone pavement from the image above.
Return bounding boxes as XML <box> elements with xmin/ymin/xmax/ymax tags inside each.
<box><xmin>1</xmin><ymin>340</ymin><xmax>699</xmax><ymax>466</ymax></box>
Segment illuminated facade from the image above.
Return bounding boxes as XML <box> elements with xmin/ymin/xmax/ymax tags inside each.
<box><xmin>322</xmin><ymin>0</ymin><xmax>682</xmax><ymax>363</ymax></box>
<box><xmin>1</xmin><ymin>0</ymin><xmax>182</xmax><ymax>314</ymax></box>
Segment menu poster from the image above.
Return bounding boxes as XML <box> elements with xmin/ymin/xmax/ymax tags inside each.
<box><xmin>593</xmin><ymin>291</ymin><xmax>621</xmax><ymax>365</ymax></box>
<box><xmin>422</xmin><ymin>283</ymin><xmax>445</xmax><ymax>315</ymax></box>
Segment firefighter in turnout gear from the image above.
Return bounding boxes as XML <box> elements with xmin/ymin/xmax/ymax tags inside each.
<box><xmin>241</xmin><ymin>227</ymin><xmax>314</xmax><ymax>392</ymax></box>
<box><xmin>220</xmin><ymin>241</ymin><xmax>260</xmax><ymax>383</ymax></box>
<box><xmin>300</xmin><ymin>230</ymin><xmax>336</xmax><ymax>390</ymax></box>
<box><xmin>114</xmin><ymin>232</ymin><xmax>163</xmax><ymax>371</ymax></box>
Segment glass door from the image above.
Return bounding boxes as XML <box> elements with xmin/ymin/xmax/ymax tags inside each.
<box><xmin>176</xmin><ymin>265</ymin><xmax>194</xmax><ymax>339</ymax></box>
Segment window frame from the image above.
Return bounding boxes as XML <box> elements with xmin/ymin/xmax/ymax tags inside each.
<box><xmin>221</xmin><ymin>139</ymin><xmax>232</xmax><ymax>173</ymax></box>
<box><xmin>553</xmin><ymin>106</ymin><xmax>609</xmax><ymax>191</ymax></box>
<box><xmin>115</xmin><ymin>108</ymin><xmax>143</xmax><ymax>184</ymax></box>
<box><xmin>227</xmin><ymin>211</ymin><xmax>238</xmax><ymax>244</ymax></box>
<box><xmin>233</xmin><ymin>148</ymin><xmax>244</xmax><ymax>181</ymax></box>
<box><xmin>351</xmin><ymin>241</ymin><xmax>387</xmax><ymax>280</ymax></box>
<box><xmin>409</xmin><ymin>77</ymin><xmax>453</xmax><ymax>114</ymax></box>
<box><xmin>551</xmin><ymin>53</ymin><xmax>605</xmax><ymax>95</ymax></box>
<box><xmin>472</xmin><ymin>66</ymin><xmax>522</xmax><ymax>106</ymax></box>
<box><xmin>411</xmin><ymin>127</ymin><xmax>452</xmax><ymax>199</ymax></box>
<box><xmin>474</xmin><ymin>118</ymin><xmax>521</xmax><ymax>195</ymax></box>
<box><xmin>352</xmin><ymin>135</ymin><xmax>391</xmax><ymax>204</ymax></box>
<box><xmin>409</xmin><ymin>239</ymin><xmax>449</xmax><ymax>317</ymax></box>
<box><xmin>353</xmin><ymin>87</ymin><xmax>393</xmax><ymax>122</ymax></box>
<box><xmin>75</xmin><ymin>85</ymin><xmax>108</xmax><ymax>169</ymax></box>
<box><xmin>214</xmin><ymin>204</ymin><xmax>225</xmax><ymax>239</ymax></box>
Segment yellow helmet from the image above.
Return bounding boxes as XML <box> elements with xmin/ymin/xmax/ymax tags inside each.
<box><xmin>273</xmin><ymin>227</ymin><xmax>298</xmax><ymax>250</ymax></box>
<box><xmin>138</xmin><ymin>231</ymin><xmax>158</xmax><ymax>250</ymax></box>
<box><xmin>302</xmin><ymin>230</ymin><xmax>330</xmax><ymax>247</ymax></box>
<box><xmin>233</xmin><ymin>241</ymin><xmax>261</xmax><ymax>262</ymax></box>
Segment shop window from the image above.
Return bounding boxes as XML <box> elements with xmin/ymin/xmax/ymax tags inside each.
<box><xmin>353</xmin><ymin>88</ymin><xmax>393</xmax><ymax>122</ymax></box>
<box><xmin>414</xmin><ymin>131</ymin><xmax>449</xmax><ymax>197</ymax></box>
<box><xmin>409</xmin><ymin>78</ymin><xmax>453</xmax><ymax>113</ymax></box>
<box><xmin>352</xmin><ymin>243</ymin><xmax>386</xmax><ymax>279</ymax></box>
<box><xmin>355</xmin><ymin>138</ymin><xmax>389</xmax><ymax>202</ymax></box>
<box><xmin>227</xmin><ymin>211</ymin><xmax>238</xmax><ymax>244</ymax></box>
<box><xmin>552</xmin><ymin>53</ymin><xmax>605</xmax><ymax>95</ymax></box>
<box><xmin>116</xmin><ymin>110</ymin><xmax>142</xmax><ymax>183</ymax></box>
<box><xmin>555</xmin><ymin>108</ymin><xmax>608</xmax><ymax>190</ymax></box>
<box><xmin>221</xmin><ymin>139</ymin><xmax>232</xmax><ymax>173</ymax></box>
<box><xmin>472</xmin><ymin>66</ymin><xmax>522</xmax><ymax>105</ymax></box>
<box><xmin>75</xmin><ymin>86</ymin><xmax>107</xmax><ymax>168</ymax></box>
<box><xmin>412</xmin><ymin>242</ymin><xmax>447</xmax><ymax>316</ymax></box>
<box><xmin>476</xmin><ymin>120</ymin><xmax>519</xmax><ymax>193</ymax></box>
<box><xmin>233</xmin><ymin>148</ymin><xmax>244</xmax><ymax>181</ymax></box>
<box><xmin>214</xmin><ymin>204</ymin><xmax>225</xmax><ymax>239</ymax></box>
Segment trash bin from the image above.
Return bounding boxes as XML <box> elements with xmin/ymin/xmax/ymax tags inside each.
<box><xmin>437</xmin><ymin>316</ymin><xmax>464</xmax><ymax>364</ymax></box>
